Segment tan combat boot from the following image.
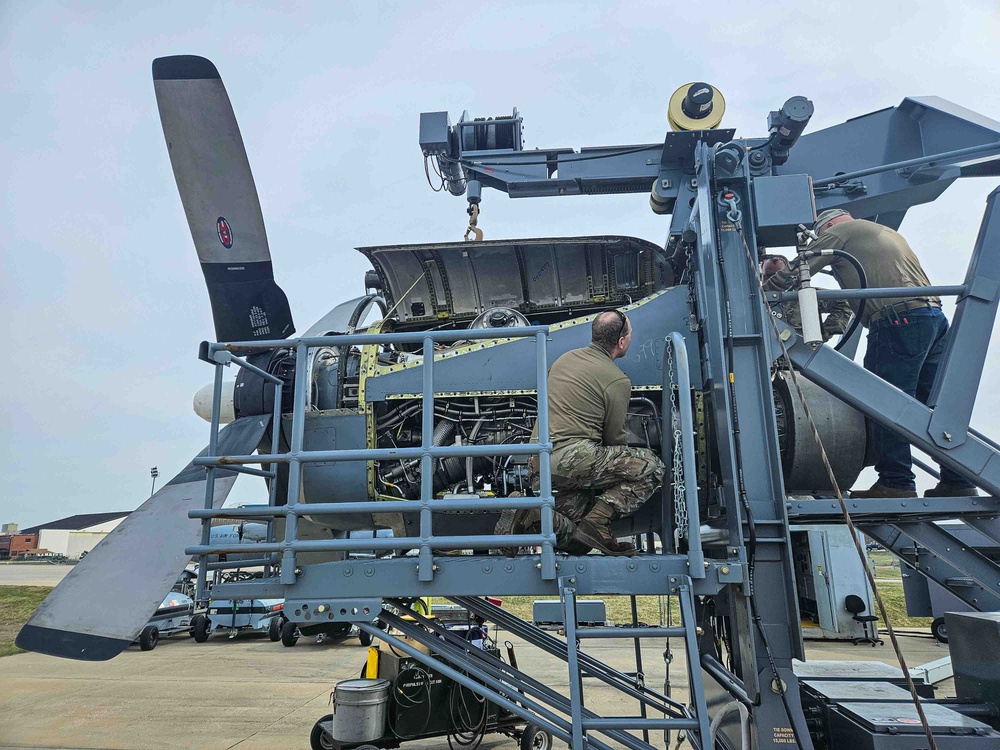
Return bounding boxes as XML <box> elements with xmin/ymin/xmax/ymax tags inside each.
<box><xmin>575</xmin><ymin>500</ymin><xmax>636</xmax><ymax>556</ymax></box>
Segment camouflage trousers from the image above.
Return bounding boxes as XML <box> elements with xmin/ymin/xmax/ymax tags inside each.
<box><xmin>498</xmin><ymin>442</ymin><xmax>664</xmax><ymax>551</ymax></box>
<box><xmin>550</xmin><ymin>441</ymin><xmax>665</xmax><ymax>518</ymax></box>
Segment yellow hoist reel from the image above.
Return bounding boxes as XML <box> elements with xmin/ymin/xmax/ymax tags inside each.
<box><xmin>667</xmin><ymin>82</ymin><xmax>726</xmax><ymax>131</ymax></box>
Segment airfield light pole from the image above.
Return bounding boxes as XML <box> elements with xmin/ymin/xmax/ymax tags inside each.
<box><xmin>150</xmin><ymin>466</ymin><xmax>159</xmax><ymax>497</ymax></box>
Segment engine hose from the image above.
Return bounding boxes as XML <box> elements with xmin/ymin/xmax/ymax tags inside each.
<box><xmin>709</xmin><ymin>701</ymin><xmax>751</xmax><ymax>750</ymax></box>
<box><xmin>465</xmin><ymin>417</ymin><xmax>487</xmax><ymax>493</ymax></box>
<box><xmin>791</xmin><ymin>248</ymin><xmax>867</xmax><ymax>352</ymax></box>
<box><xmin>433</xmin><ymin>419</ymin><xmax>456</xmax><ymax>446</ymax></box>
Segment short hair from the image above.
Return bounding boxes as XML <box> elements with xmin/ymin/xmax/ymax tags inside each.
<box><xmin>814</xmin><ymin>208</ymin><xmax>852</xmax><ymax>234</ymax></box>
<box><xmin>593</xmin><ymin>310</ymin><xmax>627</xmax><ymax>351</ymax></box>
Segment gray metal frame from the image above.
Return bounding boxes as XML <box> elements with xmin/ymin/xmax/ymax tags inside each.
<box><xmin>412</xmin><ymin>95</ymin><xmax>1000</xmax><ymax>749</ymax></box>
<box><xmin>186</xmin><ymin>95</ymin><xmax>1000</xmax><ymax>749</ymax></box>
<box><xmin>189</xmin><ymin>327</ymin><xmax>558</xmax><ymax>588</ymax></box>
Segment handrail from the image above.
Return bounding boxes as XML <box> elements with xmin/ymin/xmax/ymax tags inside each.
<box><xmin>665</xmin><ymin>332</ymin><xmax>705</xmax><ymax>578</ymax></box>
<box><xmin>192</xmin><ymin>325</ymin><xmax>556</xmax><ymax>590</ymax></box>
<box><xmin>768</xmin><ymin>284</ymin><xmax>966</xmax><ymax>303</ymax></box>
<box><xmin>205</xmin><ymin>326</ymin><xmax>551</xmax><ymax>352</ymax></box>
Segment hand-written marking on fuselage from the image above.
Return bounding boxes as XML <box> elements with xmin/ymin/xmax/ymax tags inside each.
<box><xmin>531</xmin><ymin>261</ymin><xmax>550</xmax><ymax>283</ymax></box>
<box><xmin>629</xmin><ymin>338</ymin><xmax>663</xmax><ymax>368</ymax></box>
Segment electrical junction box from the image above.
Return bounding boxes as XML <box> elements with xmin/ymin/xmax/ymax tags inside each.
<box><xmin>419</xmin><ymin>111</ymin><xmax>451</xmax><ymax>155</ymax></box>
<box><xmin>533</xmin><ymin>599</ymin><xmax>606</xmax><ymax>627</ymax></box>
<box><xmin>752</xmin><ymin>174</ymin><xmax>816</xmax><ymax>247</ymax></box>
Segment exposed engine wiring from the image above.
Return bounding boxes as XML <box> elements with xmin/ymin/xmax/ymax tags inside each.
<box><xmin>713</xmin><ymin>215</ymin><xmax>805</xmax><ymax>748</ymax></box>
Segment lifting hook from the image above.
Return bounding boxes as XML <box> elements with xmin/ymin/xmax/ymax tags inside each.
<box><xmin>464</xmin><ymin>202</ymin><xmax>483</xmax><ymax>241</ymax></box>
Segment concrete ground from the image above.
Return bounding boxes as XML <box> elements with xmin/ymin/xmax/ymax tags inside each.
<box><xmin>0</xmin><ymin>611</ymin><xmax>954</xmax><ymax>750</ymax></box>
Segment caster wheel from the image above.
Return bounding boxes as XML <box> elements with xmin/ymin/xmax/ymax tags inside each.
<box><xmin>191</xmin><ymin>614</ymin><xmax>211</xmax><ymax>643</ymax></box>
<box><xmin>520</xmin><ymin>722</ymin><xmax>553</xmax><ymax>750</ymax></box>
<box><xmin>931</xmin><ymin>617</ymin><xmax>948</xmax><ymax>643</ymax></box>
<box><xmin>269</xmin><ymin>617</ymin><xmax>283</xmax><ymax>642</ymax></box>
<box><xmin>309</xmin><ymin>714</ymin><xmax>334</xmax><ymax>750</ymax></box>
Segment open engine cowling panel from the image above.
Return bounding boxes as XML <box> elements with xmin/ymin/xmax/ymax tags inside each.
<box><xmin>358</xmin><ymin>236</ymin><xmax>674</xmax><ymax>325</ymax></box>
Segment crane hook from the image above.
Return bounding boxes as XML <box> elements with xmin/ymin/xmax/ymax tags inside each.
<box><xmin>464</xmin><ymin>202</ymin><xmax>483</xmax><ymax>241</ymax></box>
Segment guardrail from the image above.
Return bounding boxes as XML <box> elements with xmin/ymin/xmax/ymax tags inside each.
<box><xmin>187</xmin><ymin>327</ymin><xmax>557</xmax><ymax>597</ymax></box>
<box><xmin>663</xmin><ymin>332</ymin><xmax>704</xmax><ymax>577</ymax></box>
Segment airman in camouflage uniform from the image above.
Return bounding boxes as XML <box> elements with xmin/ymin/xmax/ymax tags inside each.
<box><xmin>551</xmin><ymin>442</ymin><xmax>664</xmax><ymax>519</ymax></box>
<box><xmin>496</xmin><ymin>310</ymin><xmax>664</xmax><ymax>555</ymax></box>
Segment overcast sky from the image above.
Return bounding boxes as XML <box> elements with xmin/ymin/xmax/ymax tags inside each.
<box><xmin>2</xmin><ymin>2</ymin><xmax>999</xmax><ymax>529</ymax></box>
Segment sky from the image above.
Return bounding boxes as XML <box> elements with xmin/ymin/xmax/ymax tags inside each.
<box><xmin>2</xmin><ymin>1</ymin><xmax>999</xmax><ymax>529</ymax></box>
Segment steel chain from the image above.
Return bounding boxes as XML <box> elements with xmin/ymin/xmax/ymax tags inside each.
<box><xmin>667</xmin><ymin>327</ymin><xmax>687</xmax><ymax>539</ymax></box>
<box><xmin>672</xmin><ymin>240</ymin><xmax>699</xmax><ymax>536</ymax></box>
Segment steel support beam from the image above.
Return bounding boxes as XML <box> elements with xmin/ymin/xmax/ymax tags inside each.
<box><xmin>208</xmin><ymin>553</ymin><xmax>730</xmax><ymax>601</ymax></box>
<box><xmin>690</xmin><ymin>145</ymin><xmax>815</xmax><ymax>749</ymax></box>
<box><xmin>865</xmin><ymin>524</ymin><xmax>1000</xmax><ymax>612</ymax></box>
<box><xmin>786</xmin><ymin>333</ymin><xmax>1000</xmax><ymax>495</ymax></box>
<box><xmin>786</xmin><ymin>496</ymin><xmax>1000</xmax><ymax>523</ymax></box>
<box><xmin>927</xmin><ymin>186</ymin><xmax>1000</xmax><ymax>447</ymax></box>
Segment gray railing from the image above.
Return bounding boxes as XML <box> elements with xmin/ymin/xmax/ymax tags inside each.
<box><xmin>663</xmin><ymin>332</ymin><xmax>704</xmax><ymax>577</ymax></box>
<box><xmin>187</xmin><ymin>327</ymin><xmax>557</xmax><ymax>595</ymax></box>
<box><xmin>768</xmin><ymin>284</ymin><xmax>967</xmax><ymax>303</ymax></box>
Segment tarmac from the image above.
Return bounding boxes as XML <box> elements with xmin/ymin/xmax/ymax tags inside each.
<box><xmin>0</xmin><ymin>581</ymin><xmax>954</xmax><ymax>750</ymax></box>
<box><xmin>0</xmin><ymin>564</ymin><xmax>76</xmax><ymax>588</ymax></box>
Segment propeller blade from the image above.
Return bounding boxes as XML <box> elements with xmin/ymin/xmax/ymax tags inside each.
<box><xmin>152</xmin><ymin>55</ymin><xmax>294</xmax><ymax>342</ymax></box>
<box><xmin>16</xmin><ymin>415</ymin><xmax>271</xmax><ymax>661</ymax></box>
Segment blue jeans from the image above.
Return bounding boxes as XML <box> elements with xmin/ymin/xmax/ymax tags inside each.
<box><xmin>863</xmin><ymin>307</ymin><xmax>974</xmax><ymax>490</ymax></box>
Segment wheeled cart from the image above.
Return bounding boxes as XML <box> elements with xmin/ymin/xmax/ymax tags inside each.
<box><xmin>310</xmin><ymin>645</ymin><xmax>552</xmax><ymax>750</ymax></box>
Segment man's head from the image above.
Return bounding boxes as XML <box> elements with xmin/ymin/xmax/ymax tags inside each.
<box><xmin>592</xmin><ymin>310</ymin><xmax>632</xmax><ymax>359</ymax></box>
<box><xmin>761</xmin><ymin>255</ymin><xmax>787</xmax><ymax>281</ymax></box>
<box><xmin>814</xmin><ymin>208</ymin><xmax>853</xmax><ymax>235</ymax></box>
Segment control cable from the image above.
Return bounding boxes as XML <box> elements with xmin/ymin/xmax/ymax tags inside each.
<box><xmin>731</xmin><ymin>216</ymin><xmax>940</xmax><ymax>750</ymax></box>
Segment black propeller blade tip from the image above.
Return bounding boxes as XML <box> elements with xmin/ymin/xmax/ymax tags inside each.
<box><xmin>16</xmin><ymin>623</ymin><xmax>131</xmax><ymax>662</ymax></box>
<box><xmin>152</xmin><ymin>55</ymin><xmax>220</xmax><ymax>81</ymax></box>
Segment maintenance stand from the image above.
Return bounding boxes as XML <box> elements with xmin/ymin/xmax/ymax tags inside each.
<box><xmin>187</xmin><ymin>84</ymin><xmax>1000</xmax><ymax>749</ymax></box>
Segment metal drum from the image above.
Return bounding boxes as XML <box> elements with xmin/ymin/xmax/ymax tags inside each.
<box><xmin>332</xmin><ymin>678</ymin><xmax>391</xmax><ymax>743</ymax></box>
<box><xmin>773</xmin><ymin>371</ymin><xmax>868</xmax><ymax>493</ymax></box>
